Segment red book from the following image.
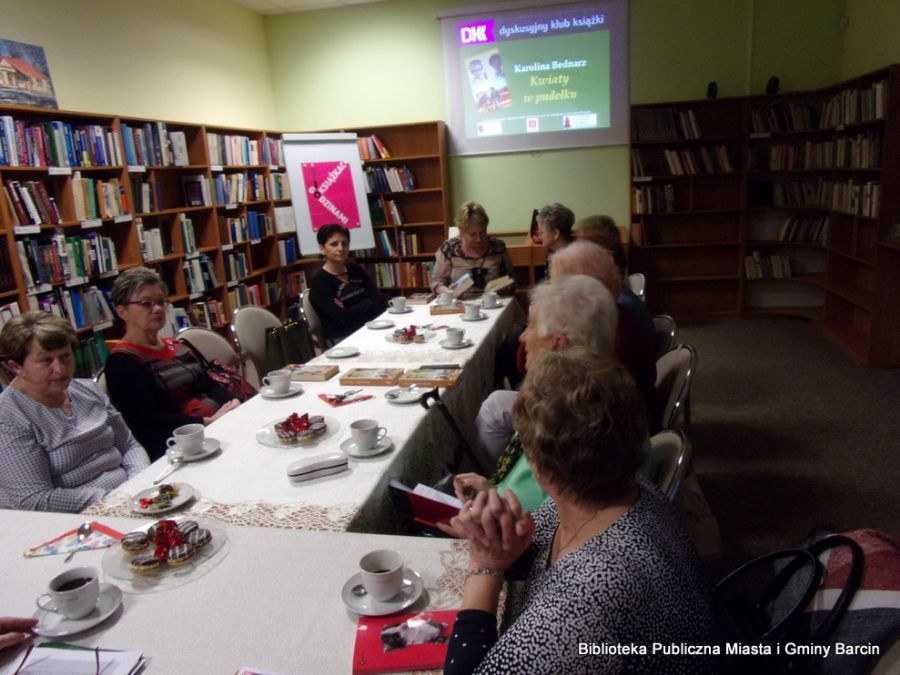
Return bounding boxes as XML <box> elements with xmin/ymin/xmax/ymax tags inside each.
<box><xmin>352</xmin><ymin>610</ymin><xmax>458</xmax><ymax>674</ymax></box>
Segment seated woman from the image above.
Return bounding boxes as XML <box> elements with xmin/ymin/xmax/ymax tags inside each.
<box><xmin>309</xmin><ymin>223</ymin><xmax>387</xmax><ymax>343</ymax></box>
<box><xmin>441</xmin><ymin>349</ymin><xmax>713</xmax><ymax>674</ymax></box>
<box><xmin>105</xmin><ymin>267</ymin><xmax>240</xmax><ymax>461</ymax></box>
<box><xmin>0</xmin><ymin>312</ymin><xmax>149</xmax><ymax>512</ymax></box>
<box><xmin>430</xmin><ymin>201</ymin><xmax>514</xmax><ymax>295</ymax></box>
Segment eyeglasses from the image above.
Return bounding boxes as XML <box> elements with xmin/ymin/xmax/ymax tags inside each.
<box><xmin>125</xmin><ymin>299</ymin><xmax>171</xmax><ymax>310</ymax></box>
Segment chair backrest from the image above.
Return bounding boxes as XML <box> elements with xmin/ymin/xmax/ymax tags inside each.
<box><xmin>654</xmin><ymin>344</ymin><xmax>697</xmax><ymax>430</ymax></box>
<box><xmin>626</xmin><ymin>272</ymin><xmax>646</xmax><ymax>302</ymax></box>
<box><xmin>93</xmin><ymin>367</ymin><xmax>107</xmax><ymax>395</ymax></box>
<box><xmin>230</xmin><ymin>305</ymin><xmax>283</xmax><ymax>388</ymax></box>
<box><xmin>177</xmin><ymin>326</ymin><xmax>241</xmax><ymax>369</ymax></box>
<box><xmin>650</xmin><ymin>428</ymin><xmax>692</xmax><ymax>500</ymax></box>
<box><xmin>652</xmin><ymin>314</ymin><xmax>677</xmax><ymax>358</ymax></box>
<box><xmin>300</xmin><ymin>288</ymin><xmax>329</xmax><ymax>351</ymax></box>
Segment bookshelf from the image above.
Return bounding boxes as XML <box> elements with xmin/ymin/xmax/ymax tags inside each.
<box><xmin>629</xmin><ymin>65</ymin><xmax>900</xmax><ymax>366</ymax></box>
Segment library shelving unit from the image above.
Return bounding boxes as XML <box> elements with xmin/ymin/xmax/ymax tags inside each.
<box><xmin>336</xmin><ymin>121</ymin><xmax>449</xmax><ymax>294</ymax></box>
<box><xmin>629</xmin><ymin>64</ymin><xmax>900</xmax><ymax>366</ymax></box>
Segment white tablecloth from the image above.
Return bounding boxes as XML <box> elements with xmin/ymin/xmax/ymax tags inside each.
<box><xmin>86</xmin><ymin>301</ymin><xmax>522</xmax><ymax>532</ymax></box>
<box><xmin>0</xmin><ymin>510</ymin><xmax>468</xmax><ymax>674</ymax></box>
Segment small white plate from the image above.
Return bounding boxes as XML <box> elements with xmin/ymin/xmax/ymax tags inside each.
<box><xmin>256</xmin><ymin>416</ymin><xmax>341</xmax><ymax>448</ymax></box>
<box><xmin>481</xmin><ymin>301</ymin><xmax>504</xmax><ymax>309</ymax></box>
<box><xmin>439</xmin><ymin>338</ymin><xmax>474</xmax><ymax>350</ymax></box>
<box><xmin>340</xmin><ymin>436</ymin><xmax>394</xmax><ymax>458</ymax></box>
<box><xmin>325</xmin><ymin>346</ymin><xmax>360</xmax><ymax>359</ymax></box>
<box><xmin>461</xmin><ymin>312</ymin><xmax>488</xmax><ymax>322</ymax></box>
<box><xmin>260</xmin><ymin>382</ymin><xmax>304</xmax><ymax>399</ymax></box>
<box><xmin>179</xmin><ymin>438</ymin><xmax>221</xmax><ymax>463</ymax></box>
<box><xmin>366</xmin><ymin>319</ymin><xmax>395</xmax><ymax>330</ymax></box>
<box><xmin>130</xmin><ymin>483</ymin><xmax>196</xmax><ymax>515</ymax></box>
<box><xmin>34</xmin><ymin>583</ymin><xmax>122</xmax><ymax>637</ymax></box>
<box><xmin>387</xmin><ymin>307</ymin><xmax>414</xmax><ymax>314</ymax></box>
<box><xmin>385</xmin><ymin>330</ymin><xmax>436</xmax><ymax>344</ymax></box>
<box><xmin>385</xmin><ymin>387</ymin><xmax>422</xmax><ymax>404</ymax></box>
<box><xmin>341</xmin><ymin>568</ymin><xmax>424</xmax><ymax>616</ymax></box>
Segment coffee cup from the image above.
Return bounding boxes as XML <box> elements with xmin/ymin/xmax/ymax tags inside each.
<box><xmin>463</xmin><ymin>302</ymin><xmax>481</xmax><ymax>319</ymax></box>
<box><xmin>36</xmin><ymin>566</ymin><xmax>100</xmax><ymax>620</ymax></box>
<box><xmin>437</xmin><ymin>291</ymin><xmax>454</xmax><ymax>306</ymax></box>
<box><xmin>445</xmin><ymin>327</ymin><xmax>465</xmax><ymax>346</ymax></box>
<box><xmin>166</xmin><ymin>423</ymin><xmax>205</xmax><ymax>456</ymax></box>
<box><xmin>390</xmin><ymin>296</ymin><xmax>407</xmax><ymax>312</ymax></box>
<box><xmin>359</xmin><ymin>549</ymin><xmax>404</xmax><ymax>601</ymax></box>
<box><xmin>350</xmin><ymin>418</ymin><xmax>388</xmax><ymax>452</ymax></box>
<box><xmin>482</xmin><ymin>291</ymin><xmax>500</xmax><ymax>308</ymax></box>
<box><xmin>263</xmin><ymin>369</ymin><xmax>292</xmax><ymax>395</ymax></box>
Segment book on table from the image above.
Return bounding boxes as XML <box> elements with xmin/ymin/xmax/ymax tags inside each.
<box><xmin>289</xmin><ymin>364</ymin><xmax>339</xmax><ymax>382</ymax></box>
<box><xmin>405</xmin><ymin>292</ymin><xmax>435</xmax><ymax>305</ymax></box>
<box><xmin>398</xmin><ymin>367</ymin><xmax>462</xmax><ymax>389</ymax></box>
<box><xmin>387</xmin><ymin>479</ymin><xmax>462</xmax><ymax>529</ymax></box>
<box><xmin>352</xmin><ymin>609</ymin><xmax>458</xmax><ymax>674</ymax></box>
<box><xmin>339</xmin><ymin>368</ymin><xmax>404</xmax><ymax>386</ymax></box>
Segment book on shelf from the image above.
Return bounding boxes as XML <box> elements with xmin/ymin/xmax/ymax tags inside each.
<box><xmin>284</xmin><ymin>270</ymin><xmax>307</xmax><ymax>297</ymax></box>
<box><xmin>387</xmin><ymin>479</ymin><xmax>461</xmax><ymax>529</ymax></box>
<box><xmin>182</xmin><ymin>174</ymin><xmax>211</xmax><ymax>207</ymax></box>
<box><xmin>339</xmin><ymin>368</ymin><xmax>404</xmax><ymax>386</ymax></box>
<box><xmin>190</xmin><ymin>299</ymin><xmax>226</xmax><ymax>329</ymax></box>
<box><xmin>0</xmin><ymin>300</ymin><xmax>21</xmax><ymax>330</ymax></box>
<box><xmin>180</xmin><ymin>214</ymin><xmax>197</xmax><ymax>253</ymax></box>
<box><xmin>278</xmin><ymin>237</ymin><xmax>299</xmax><ymax>265</ymax></box>
<box><xmin>169</xmin><ymin>130</ymin><xmax>189</xmax><ymax>166</ymax></box>
<box><xmin>351</xmin><ymin>609</ymin><xmax>457</xmax><ymax>674</ymax></box>
<box><xmin>289</xmin><ymin>364</ymin><xmax>339</xmax><ymax>382</ymax></box>
<box><xmin>274</xmin><ymin>205</ymin><xmax>296</xmax><ymax>234</ymax></box>
<box><xmin>398</xmin><ymin>367</ymin><xmax>463</xmax><ymax>388</ymax></box>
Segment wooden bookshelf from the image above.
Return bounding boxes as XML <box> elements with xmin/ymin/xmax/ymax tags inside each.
<box><xmin>630</xmin><ymin>65</ymin><xmax>900</xmax><ymax>366</ymax></box>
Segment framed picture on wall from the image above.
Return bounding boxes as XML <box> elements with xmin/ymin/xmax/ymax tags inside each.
<box><xmin>0</xmin><ymin>38</ymin><xmax>58</xmax><ymax>108</ymax></box>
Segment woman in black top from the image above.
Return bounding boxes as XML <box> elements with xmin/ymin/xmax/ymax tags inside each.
<box><xmin>308</xmin><ymin>224</ymin><xmax>386</xmax><ymax>342</ymax></box>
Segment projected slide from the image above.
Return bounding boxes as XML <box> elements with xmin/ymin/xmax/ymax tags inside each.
<box><xmin>442</xmin><ymin>1</ymin><xmax>628</xmax><ymax>155</ymax></box>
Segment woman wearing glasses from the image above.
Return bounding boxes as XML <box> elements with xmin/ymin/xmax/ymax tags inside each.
<box><xmin>105</xmin><ymin>267</ymin><xmax>240</xmax><ymax>460</ymax></box>
<box><xmin>0</xmin><ymin>312</ymin><xmax>149</xmax><ymax>512</ymax></box>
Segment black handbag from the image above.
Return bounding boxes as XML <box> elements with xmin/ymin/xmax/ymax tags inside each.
<box><xmin>178</xmin><ymin>337</ymin><xmax>257</xmax><ymax>402</ymax></box>
<box><xmin>262</xmin><ymin>320</ymin><xmax>316</xmax><ymax>373</ymax></box>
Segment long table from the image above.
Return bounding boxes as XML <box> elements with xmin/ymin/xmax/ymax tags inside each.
<box><xmin>1</xmin><ymin>510</ymin><xmax>468</xmax><ymax>674</ymax></box>
<box><xmin>85</xmin><ymin>300</ymin><xmax>522</xmax><ymax>532</ymax></box>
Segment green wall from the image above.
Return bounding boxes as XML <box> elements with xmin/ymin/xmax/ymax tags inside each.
<box><xmin>266</xmin><ymin>0</ymin><xmax>844</xmax><ymax>234</ymax></box>
<box><xmin>841</xmin><ymin>0</ymin><xmax>900</xmax><ymax>79</ymax></box>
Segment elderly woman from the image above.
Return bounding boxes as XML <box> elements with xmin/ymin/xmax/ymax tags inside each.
<box><xmin>105</xmin><ymin>267</ymin><xmax>239</xmax><ymax>460</ymax></box>
<box><xmin>0</xmin><ymin>312</ymin><xmax>149</xmax><ymax>512</ymax></box>
<box><xmin>430</xmin><ymin>201</ymin><xmax>514</xmax><ymax>295</ymax></box>
<box><xmin>441</xmin><ymin>349</ymin><xmax>713</xmax><ymax>674</ymax></box>
<box><xmin>535</xmin><ymin>202</ymin><xmax>575</xmax><ymax>264</ymax></box>
<box><xmin>309</xmin><ymin>223</ymin><xmax>387</xmax><ymax>343</ymax></box>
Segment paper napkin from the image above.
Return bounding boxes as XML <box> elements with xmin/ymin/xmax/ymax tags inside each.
<box><xmin>24</xmin><ymin>521</ymin><xmax>124</xmax><ymax>558</ymax></box>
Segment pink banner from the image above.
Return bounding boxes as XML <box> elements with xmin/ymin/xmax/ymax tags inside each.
<box><xmin>301</xmin><ymin>161</ymin><xmax>362</xmax><ymax>230</ymax></box>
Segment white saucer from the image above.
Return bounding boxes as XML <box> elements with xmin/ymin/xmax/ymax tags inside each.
<box><xmin>388</xmin><ymin>307</ymin><xmax>414</xmax><ymax>314</ymax></box>
<box><xmin>34</xmin><ymin>583</ymin><xmax>122</xmax><ymax>637</ymax></box>
<box><xmin>366</xmin><ymin>319</ymin><xmax>395</xmax><ymax>330</ymax></box>
<box><xmin>261</xmin><ymin>382</ymin><xmax>304</xmax><ymax>399</ymax></box>
<box><xmin>439</xmin><ymin>338</ymin><xmax>474</xmax><ymax>350</ymax></box>
<box><xmin>340</xmin><ymin>436</ymin><xmax>394</xmax><ymax>458</ymax></box>
<box><xmin>130</xmin><ymin>482</ymin><xmax>196</xmax><ymax>515</ymax></box>
<box><xmin>461</xmin><ymin>312</ymin><xmax>488</xmax><ymax>322</ymax></box>
<box><xmin>385</xmin><ymin>387</ymin><xmax>421</xmax><ymax>404</ymax></box>
<box><xmin>326</xmin><ymin>346</ymin><xmax>360</xmax><ymax>359</ymax></box>
<box><xmin>180</xmin><ymin>438</ymin><xmax>221</xmax><ymax>462</ymax></box>
<box><xmin>341</xmin><ymin>568</ymin><xmax>424</xmax><ymax>616</ymax></box>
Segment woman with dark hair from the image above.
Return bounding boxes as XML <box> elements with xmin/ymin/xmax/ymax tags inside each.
<box><xmin>0</xmin><ymin>311</ymin><xmax>148</xmax><ymax>511</ymax></box>
<box><xmin>441</xmin><ymin>348</ymin><xmax>712</xmax><ymax>675</ymax></box>
<box><xmin>308</xmin><ymin>223</ymin><xmax>386</xmax><ymax>342</ymax></box>
<box><xmin>105</xmin><ymin>266</ymin><xmax>239</xmax><ymax>460</ymax></box>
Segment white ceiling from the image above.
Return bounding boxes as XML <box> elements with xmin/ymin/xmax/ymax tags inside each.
<box><xmin>230</xmin><ymin>0</ymin><xmax>388</xmax><ymax>14</ymax></box>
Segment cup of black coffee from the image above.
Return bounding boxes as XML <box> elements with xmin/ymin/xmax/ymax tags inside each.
<box><xmin>36</xmin><ymin>566</ymin><xmax>100</xmax><ymax>619</ymax></box>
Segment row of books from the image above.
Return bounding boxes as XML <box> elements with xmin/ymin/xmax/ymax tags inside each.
<box><xmin>120</xmin><ymin>122</ymin><xmax>189</xmax><ymax>167</ymax></box>
<box><xmin>821</xmin><ymin>81</ymin><xmax>886</xmax><ymax>127</ymax></box>
<box><xmin>225</xmin><ymin>250</ymin><xmax>249</xmax><ymax>281</ymax></box>
<box><xmin>775</xmin><ymin>215</ymin><xmax>830</xmax><ymax>244</ymax></box>
<box><xmin>182</xmin><ymin>175</ymin><xmax>212</xmax><ymax>207</ymax></box>
<box><xmin>631</xmin><ymin>145</ymin><xmax>733</xmax><ymax>176</ymax></box>
<box><xmin>750</xmin><ymin>134</ymin><xmax>883</xmax><ymax>171</ymax></box>
<box><xmin>832</xmin><ymin>180</ymin><xmax>880</xmax><ymax>218</ymax></box>
<box><xmin>0</xmin><ymin>300</ymin><xmax>21</xmax><ymax>330</ymax></box>
<box><xmin>751</xmin><ymin>103</ymin><xmax>821</xmax><ymax>134</ymax></box>
<box><xmin>356</xmin><ymin>134</ymin><xmax>391</xmax><ymax>161</ymax></box>
<box><xmin>130</xmin><ymin>177</ymin><xmax>162</xmax><ymax>213</ymax></box>
<box><xmin>213</xmin><ymin>171</ymin><xmax>269</xmax><ymax>205</ymax></box>
<box><xmin>228</xmin><ymin>281</ymin><xmax>279</xmax><ymax>308</ymax></box>
<box><xmin>225</xmin><ymin>211</ymin><xmax>274</xmax><ymax>243</ymax></box>
<box><xmin>363</xmin><ymin>165</ymin><xmax>416</xmax><ymax>193</ymax></box>
<box><xmin>745</xmin><ymin>252</ymin><xmax>793</xmax><ymax>279</ymax></box>
<box><xmin>73</xmin><ymin>333</ymin><xmax>111</xmax><ymax>379</ymax></box>
<box><xmin>139</xmin><ymin>223</ymin><xmax>169</xmax><ymax>261</ymax></box>
<box><xmin>183</xmin><ymin>254</ymin><xmax>219</xmax><ymax>294</ymax></box>
<box><xmin>180</xmin><ymin>216</ymin><xmax>198</xmax><ymax>254</ymax></box>
<box><xmin>834</xmin><ymin>132</ymin><xmax>883</xmax><ymax>169</ymax></box>
<box><xmin>284</xmin><ymin>270</ymin><xmax>307</xmax><ymax>297</ymax></box>
<box><xmin>632</xmin><ymin>108</ymin><xmax>701</xmax><ymax>142</ymax></box>
<box><xmin>0</xmin><ymin>117</ymin><xmax>122</xmax><ymax>167</ymax></box>
<box><xmin>4</xmin><ymin>178</ymin><xmax>61</xmax><ymax>225</ymax></box>
<box><xmin>72</xmin><ymin>173</ymin><xmax>128</xmax><ymax>221</ymax></box>
<box><xmin>190</xmin><ymin>299</ymin><xmax>227</xmax><ymax>329</ymax></box>
<box><xmin>26</xmin><ymin>284</ymin><xmax>115</xmax><ymax>330</ymax></box>
<box><xmin>207</xmin><ymin>132</ymin><xmax>286</xmax><ymax>167</ymax></box>
<box><xmin>360</xmin><ymin>261</ymin><xmax>434</xmax><ymax>288</ymax></box>
<box><xmin>278</xmin><ymin>237</ymin><xmax>299</xmax><ymax>266</ymax></box>
<box><xmin>17</xmin><ymin>233</ymin><xmax>118</xmax><ymax>291</ymax></box>
<box><xmin>631</xmin><ymin>184</ymin><xmax>676</xmax><ymax>214</ymax></box>
<box><xmin>269</xmin><ymin>172</ymin><xmax>291</xmax><ymax>200</ymax></box>
<box><xmin>368</xmin><ymin>198</ymin><xmax>404</xmax><ymax>226</ymax></box>
<box><xmin>752</xmin><ymin>178</ymin><xmax>881</xmax><ymax>216</ymax></box>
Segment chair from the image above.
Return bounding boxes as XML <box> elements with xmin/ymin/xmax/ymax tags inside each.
<box><xmin>650</xmin><ymin>428</ymin><xmax>691</xmax><ymax>501</ymax></box>
<box><xmin>93</xmin><ymin>367</ymin><xmax>107</xmax><ymax>395</ymax></box>
<box><xmin>626</xmin><ymin>272</ymin><xmax>646</xmax><ymax>302</ymax></box>
<box><xmin>300</xmin><ymin>288</ymin><xmax>331</xmax><ymax>352</ymax></box>
<box><xmin>177</xmin><ymin>326</ymin><xmax>241</xmax><ymax>370</ymax></box>
<box><xmin>230</xmin><ymin>305</ymin><xmax>283</xmax><ymax>388</ymax></box>
<box><xmin>652</xmin><ymin>314</ymin><xmax>677</xmax><ymax>358</ymax></box>
<box><xmin>654</xmin><ymin>344</ymin><xmax>697</xmax><ymax>431</ymax></box>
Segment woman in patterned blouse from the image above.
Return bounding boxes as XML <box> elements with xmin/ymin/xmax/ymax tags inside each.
<box><xmin>440</xmin><ymin>348</ymin><xmax>713</xmax><ymax>674</ymax></box>
<box><xmin>0</xmin><ymin>312</ymin><xmax>149</xmax><ymax>512</ymax></box>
